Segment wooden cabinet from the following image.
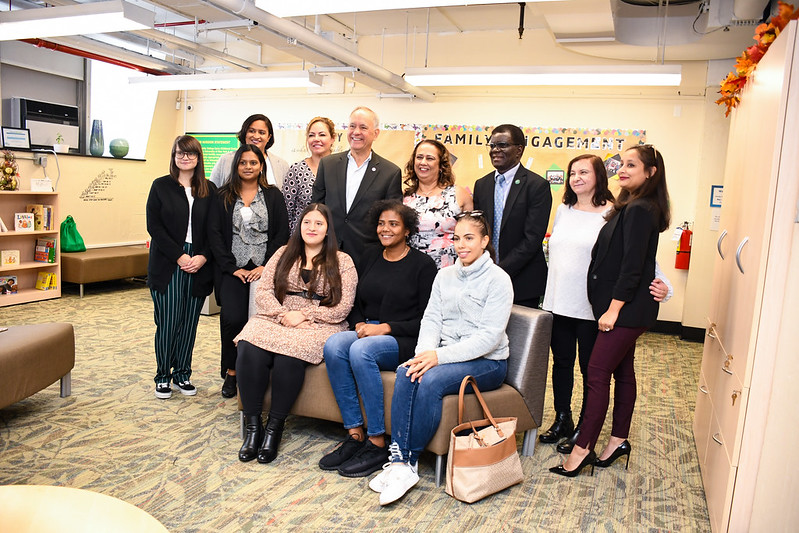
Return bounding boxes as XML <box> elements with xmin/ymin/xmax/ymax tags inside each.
<box><xmin>0</xmin><ymin>190</ymin><xmax>60</xmax><ymax>306</ymax></box>
<box><xmin>693</xmin><ymin>21</ymin><xmax>799</xmax><ymax>532</ymax></box>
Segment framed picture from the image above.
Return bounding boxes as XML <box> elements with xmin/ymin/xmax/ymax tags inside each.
<box><xmin>1</xmin><ymin>127</ymin><xmax>31</xmax><ymax>150</ymax></box>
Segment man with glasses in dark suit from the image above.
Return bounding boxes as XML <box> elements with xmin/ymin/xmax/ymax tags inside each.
<box><xmin>473</xmin><ymin>124</ymin><xmax>552</xmax><ymax>307</ymax></box>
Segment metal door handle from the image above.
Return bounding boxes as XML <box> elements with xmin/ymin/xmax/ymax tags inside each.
<box><xmin>699</xmin><ymin>385</ymin><xmax>709</xmax><ymax>394</ymax></box>
<box><xmin>722</xmin><ymin>366</ymin><xmax>733</xmax><ymax>375</ymax></box>
<box><xmin>717</xmin><ymin>230</ymin><xmax>727</xmax><ymax>259</ymax></box>
<box><xmin>712</xmin><ymin>433</ymin><xmax>723</xmax><ymax>445</ymax></box>
<box><xmin>735</xmin><ymin>237</ymin><xmax>749</xmax><ymax>273</ymax></box>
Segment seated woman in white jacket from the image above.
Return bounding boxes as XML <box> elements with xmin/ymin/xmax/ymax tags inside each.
<box><xmin>370</xmin><ymin>211</ymin><xmax>514</xmax><ymax>506</ymax></box>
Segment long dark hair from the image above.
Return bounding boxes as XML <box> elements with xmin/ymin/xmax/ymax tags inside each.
<box><xmin>454</xmin><ymin>211</ymin><xmax>496</xmax><ymax>263</ymax></box>
<box><xmin>403</xmin><ymin>139</ymin><xmax>455</xmax><ymax>195</ymax></box>
<box><xmin>237</xmin><ymin>114</ymin><xmax>275</xmax><ymax>151</ymax></box>
<box><xmin>607</xmin><ymin>144</ymin><xmax>671</xmax><ymax>232</ymax></box>
<box><xmin>169</xmin><ymin>135</ymin><xmax>210</xmax><ymax>198</ymax></box>
<box><xmin>562</xmin><ymin>154</ymin><xmax>615</xmax><ymax>207</ymax></box>
<box><xmin>219</xmin><ymin>144</ymin><xmax>270</xmax><ymax>207</ymax></box>
<box><xmin>273</xmin><ymin>203</ymin><xmax>342</xmax><ymax>307</ymax></box>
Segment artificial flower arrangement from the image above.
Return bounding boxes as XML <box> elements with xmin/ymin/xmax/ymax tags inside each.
<box><xmin>0</xmin><ymin>151</ymin><xmax>20</xmax><ymax>191</ymax></box>
<box><xmin>716</xmin><ymin>2</ymin><xmax>799</xmax><ymax>116</ymax></box>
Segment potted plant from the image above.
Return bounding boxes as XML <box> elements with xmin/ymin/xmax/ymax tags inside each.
<box><xmin>53</xmin><ymin>133</ymin><xmax>69</xmax><ymax>154</ymax></box>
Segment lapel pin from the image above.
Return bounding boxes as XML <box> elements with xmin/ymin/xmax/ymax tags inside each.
<box><xmin>371</xmin><ymin>167</ymin><xmax>376</xmax><ymax>172</ymax></box>
<box><xmin>515</xmin><ymin>179</ymin><xmax>520</xmax><ymax>184</ymax></box>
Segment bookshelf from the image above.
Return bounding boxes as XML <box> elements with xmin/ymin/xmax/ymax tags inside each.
<box><xmin>0</xmin><ymin>190</ymin><xmax>60</xmax><ymax>306</ymax></box>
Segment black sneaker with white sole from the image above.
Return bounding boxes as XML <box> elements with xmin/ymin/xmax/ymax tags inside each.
<box><xmin>172</xmin><ymin>380</ymin><xmax>197</xmax><ymax>396</ymax></box>
<box><xmin>155</xmin><ymin>382</ymin><xmax>172</xmax><ymax>399</ymax></box>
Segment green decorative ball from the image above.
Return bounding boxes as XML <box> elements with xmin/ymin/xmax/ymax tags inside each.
<box><xmin>109</xmin><ymin>138</ymin><xmax>130</xmax><ymax>158</ymax></box>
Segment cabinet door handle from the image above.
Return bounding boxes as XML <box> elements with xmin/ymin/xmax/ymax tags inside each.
<box><xmin>722</xmin><ymin>366</ymin><xmax>733</xmax><ymax>375</ymax></box>
<box><xmin>699</xmin><ymin>385</ymin><xmax>709</xmax><ymax>394</ymax></box>
<box><xmin>735</xmin><ymin>237</ymin><xmax>749</xmax><ymax>274</ymax></box>
<box><xmin>717</xmin><ymin>230</ymin><xmax>727</xmax><ymax>260</ymax></box>
<box><xmin>712</xmin><ymin>433</ymin><xmax>723</xmax><ymax>445</ymax></box>
<box><xmin>707</xmin><ymin>329</ymin><xmax>716</xmax><ymax>339</ymax></box>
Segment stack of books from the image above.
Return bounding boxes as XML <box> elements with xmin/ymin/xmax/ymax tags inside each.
<box><xmin>34</xmin><ymin>238</ymin><xmax>57</xmax><ymax>263</ymax></box>
<box><xmin>35</xmin><ymin>272</ymin><xmax>58</xmax><ymax>291</ymax></box>
<box><xmin>25</xmin><ymin>203</ymin><xmax>56</xmax><ymax>231</ymax></box>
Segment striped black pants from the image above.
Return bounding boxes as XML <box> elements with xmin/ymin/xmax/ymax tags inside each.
<box><xmin>150</xmin><ymin>242</ymin><xmax>204</xmax><ymax>384</ymax></box>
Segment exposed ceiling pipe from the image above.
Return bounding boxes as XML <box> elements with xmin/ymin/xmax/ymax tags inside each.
<box><xmin>205</xmin><ymin>0</ymin><xmax>436</xmax><ymax>101</ymax></box>
<box><xmin>20</xmin><ymin>38</ymin><xmax>169</xmax><ymax>76</ymax></box>
<box><xmin>155</xmin><ymin>20</ymin><xmax>207</xmax><ymax>28</ymax></box>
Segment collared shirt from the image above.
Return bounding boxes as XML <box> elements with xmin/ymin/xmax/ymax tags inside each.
<box><xmin>495</xmin><ymin>162</ymin><xmax>521</xmax><ymax>204</ymax></box>
<box><xmin>264</xmin><ymin>156</ymin><xmax>276</xmax><ymax>186</ymax></box>
<box><xmin>346</xmin><ymin>150</ymin><xmax>373</xmax><ymax>211</ymax></box>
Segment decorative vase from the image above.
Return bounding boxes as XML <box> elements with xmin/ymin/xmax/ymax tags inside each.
<box><xmin>109</xmin><ymin>138</ymin><xmax>129</xmax><ymax>158</ymax></box>
<box><xmin>89</xmin><ymin>119</ymin><xmax>104</xmax><ymax>156</ymax></box>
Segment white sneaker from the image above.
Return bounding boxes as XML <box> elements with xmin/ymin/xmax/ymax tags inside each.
<box><xmin>378</xmin><ymin>463</ymin><xmax>419</xmax><ymax>506</ymax></box>
<box><xmin>368</xmin><ymin>462</ymin><xmax>393</xmax><ymax>493</ymax></box>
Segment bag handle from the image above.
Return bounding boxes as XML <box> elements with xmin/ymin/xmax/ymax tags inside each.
<box><xmin>456</xmin><ymin>375</ymin><xmax>500</xmax><ymax>429</ymax></box>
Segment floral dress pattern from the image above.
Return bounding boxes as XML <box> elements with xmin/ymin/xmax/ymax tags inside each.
<box><xmin>404</xmin><ymin>185</ymin><xmax>461</xmax><ymax>268</ymax></box>
<box><xmin>282</xmin><ymin>159</ymin><xmax>316</xmax><ymax>235</ymax></box>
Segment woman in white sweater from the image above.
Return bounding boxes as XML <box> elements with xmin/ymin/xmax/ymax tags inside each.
<box><xmin>540</xmin><ymin>154</ymin><xmax>671</xmax><ymax>453</ymax></box>
<box><xmin>371</xmin><ymin>211</ymin><xmax>514</xmax><ymax>506</ymax></box>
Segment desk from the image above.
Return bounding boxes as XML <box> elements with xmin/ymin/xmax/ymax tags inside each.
<box><xmin>0</xmin><ymin>485</ymin><xmax>168</xmax><ymax>532</ymax></box>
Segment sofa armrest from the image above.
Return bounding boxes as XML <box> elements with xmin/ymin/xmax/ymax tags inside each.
<box><xmin>504</xmin><ymin>305</ymin><xmax>553</xmax><ymax>428</ymax></box>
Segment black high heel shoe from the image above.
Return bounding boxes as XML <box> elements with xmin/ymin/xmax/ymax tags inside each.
<box><xmin>257</xmin><ymin>416</ymin><xmax>285</xmax><ymax>464</ymax></box>
<box><xmin>239</xmin><ymin>415</ymin><xmax>263</xmax><ymax>462</ymax></box>
<box><xmin>594</xmin><ymin>440</ymin><xmax>631</xmax><ymax>469</ymax></box>
<box><xmin>549</xmin><ymin>450</ymin><xmax>596</xmax><ymax>477</ymax></box>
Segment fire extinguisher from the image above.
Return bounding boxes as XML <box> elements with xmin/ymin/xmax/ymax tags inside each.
<box><xmin>675</xmin><ymin>222</ymin><xmax>692</xmax><ymax>270</ymax></box>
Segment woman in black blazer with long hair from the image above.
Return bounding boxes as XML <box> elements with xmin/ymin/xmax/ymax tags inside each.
<box><xmin>146</xmin><ymin>135</ymin><xmax>216</xmax><ymax>399</ymax></box>
<box><xmin>209</xmin><ymin>144</ymin><xmax>289</xmax><ymax>398</ymax></box>
<box><xmin>550</xmin><ymin>144</ymin><xmax>670</xmax><ymax>477</ymax></box>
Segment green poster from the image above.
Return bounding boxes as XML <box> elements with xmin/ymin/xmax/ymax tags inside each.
<box><xmin>187</xmin><ymin>133</ymin><xmax>239</xmax><ymax>179</ymax></box>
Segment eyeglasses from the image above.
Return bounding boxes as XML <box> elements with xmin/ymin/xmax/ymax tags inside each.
<box><xmin>175</xmin><ymin>151</ymin><xmax>198</xmax><ymax>160</ymax></box>
<box><xmin>487</xmin><ymin>142</ymin><xmax>518</xmax><ymax>151</ymax></box>
<box><xmin>455</xmin><ymin>210</ymin><xmax>485</xmax><ymax>220</ymax></box>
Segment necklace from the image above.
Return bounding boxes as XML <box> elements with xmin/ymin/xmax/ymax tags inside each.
<box><xmin>416</xmin><ymin>184</ymin><xmax>441</xmax><ymax>196</ymax></box>
<box><xmin>383</xmin><ymin>245</ymin><xmax>410</xmax><ymax>262</ymax></box>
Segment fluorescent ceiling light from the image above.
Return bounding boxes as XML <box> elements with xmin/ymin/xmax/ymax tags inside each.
<box><xmin>0</xmin><ymin>1</ymin><xmax>153</xmax><ymax>41</ymax></box>
<box><xmin>128</xmin><ymin>71</ymin><xmax>322</xmax><ymax>91</ymax></box>
<box><xmin>254</xmin><ymin>0</ymin><xmax>564</xmax><ymax>18</ymax></box>
<box><xmin>404</xmin><ymin>65</ymin><xmax>682</xmax><ymax>87</ymax></box>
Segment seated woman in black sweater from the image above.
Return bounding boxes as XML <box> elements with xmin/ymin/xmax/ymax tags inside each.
<box><xmin>319</xmin><ymin>200</ymin><xmax>437</xmax><ymax>478</ymax></box>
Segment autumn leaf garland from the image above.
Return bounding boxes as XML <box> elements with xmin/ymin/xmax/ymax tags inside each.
<box><xmin>716</xmin><ymin>2</ymin><xmax>799</xmax><ymax>116</ymax></box>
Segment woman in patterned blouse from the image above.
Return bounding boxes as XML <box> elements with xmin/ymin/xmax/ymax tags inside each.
<box><xmin>402</xmin><ymin>139</ymin><xmax>473</xmax><ymax>268</ymax></box>
<box><xmin>283</xmin><ymin>117</ymin><xmax>336</xmax><ymax>233</ymax></box>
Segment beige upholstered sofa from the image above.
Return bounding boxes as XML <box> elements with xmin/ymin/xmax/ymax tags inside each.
<box><xmin>240</xmin><ymin>305</ymin><xmax>552</xmax><ymax>486</ymax></box>
<box><xmin>0</xmin><ymin>323</ymin><xmax>75</xmax><ymax>409</ymax></box>
<box><xmin>61</xmin><ymin>246</ymin><xmax>149</xmax><ymax>297</ymax></box>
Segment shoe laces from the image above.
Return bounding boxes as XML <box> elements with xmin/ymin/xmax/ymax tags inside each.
<box><xmin>388</xmin><ymin>442</ymin><xmax>404</xmax><ymax>463</ymax></box>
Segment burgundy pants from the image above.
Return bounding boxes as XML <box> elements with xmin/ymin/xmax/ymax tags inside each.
<box><xmin>575</xmin><ymin>325</ymin><xmax>648</xmax><ymax>450</ymax></box>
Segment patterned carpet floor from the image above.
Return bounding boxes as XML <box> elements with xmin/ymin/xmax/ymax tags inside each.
<box><xmin>0</xmin><ymin>281</ymin><xmax>710</xmax><ymax>532</ymax></box>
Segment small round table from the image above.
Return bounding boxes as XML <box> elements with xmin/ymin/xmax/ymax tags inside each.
<box><xmin>0</xmin><ymin>485</ymin><xmax>168</xmax><ymax>532</ymax></box>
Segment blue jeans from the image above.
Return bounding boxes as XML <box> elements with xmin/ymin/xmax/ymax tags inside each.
<box><xmin>390</xmin><ymin>357</ymin><xmax>508</xmax><ymax>465</ymax></box>
<box><xmin>324</xmin><ymin>331</ymin><xmax>399</xmax><ymax>436</ymax></box>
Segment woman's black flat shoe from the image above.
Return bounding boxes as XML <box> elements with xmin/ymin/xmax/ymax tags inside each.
<box><xmin>549</xmin><ymin>450</ymin><xmax>596</xmax><ymax>478</ymax></box>
<box><xmin>221</xmin><ymin>373</ymin><xmax>237</xmax><ymax>398</ymax></box>
<box><xmin>595</xmin><ymin>440</ymin><xmax>631</xmax><ymax>469</ymax></box>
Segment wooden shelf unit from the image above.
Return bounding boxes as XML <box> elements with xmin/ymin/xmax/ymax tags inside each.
<box><xmin>0</xmin><ymin>190</ymin><xmax>60</xmax><ymax>306</ymax></box>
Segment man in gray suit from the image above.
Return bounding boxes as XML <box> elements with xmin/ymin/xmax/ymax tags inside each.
<box><xmin>312</xmin><ymin>107</ymin><xmax>402</xmax><ymax>265</ymax></box>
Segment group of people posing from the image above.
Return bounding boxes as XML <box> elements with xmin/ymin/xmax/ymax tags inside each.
<box><xmin>145</xmin><ymin>106</ymin><xmax>671</xmax><ymax>505</ymax></box>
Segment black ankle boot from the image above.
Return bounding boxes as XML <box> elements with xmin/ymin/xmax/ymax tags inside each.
<box><xmin>557</xmin><ymin>421</ymin><xmax>582</xmax><ymax>454</ymax></box>
<box><xmin>257</xmin><ymin>416</ymin><xmax>285</xmax><ymax>464</ymax></box>
<box><xmin>539</xmin><ymin>411</ymin><xmax>574</xmax><ymax>444</ymax></box>
<box><xmin>239</xmin><ymin>415</ymin><xmax>263</xmax><ymax>462</ymax></box>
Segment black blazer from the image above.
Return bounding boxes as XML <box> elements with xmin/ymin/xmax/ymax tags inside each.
<box><xmin>311</xmin><ymin>150</ymin><xmax>402</xmax><ymax>266</ymax></box>
<box><xmin>587</xmin><ymin>199</ymin><xmax>660</xmax><ymax>328</ymax></box>
<box><xmin>146</xmin><ymin>175</ymin><xmax>217</xmax><ymax>297</ymax></box>
<box><xmin>473</xmin><ymin>165</ymin><xmax>552</xmax><ymax>304</ymax></box>
<box><xmin>348</xmin><ymin>245</ymin><xmax>437</xmax><ymax>364</ymax></box>
<box><xmin>207</xmin><ymin>184</ymin><xmax>289</xmax><ymax>296</ymax></box>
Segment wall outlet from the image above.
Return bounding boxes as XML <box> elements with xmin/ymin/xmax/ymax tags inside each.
<box><xmin>34</xmin><ymin>153</ymin><xmax>48</xmax><ymax>167</ymax></box>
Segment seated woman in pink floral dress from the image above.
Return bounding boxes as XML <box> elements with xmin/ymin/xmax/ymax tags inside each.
<box><xmin>402</xmin><ymin>139</ymin><xmax>472</xmax><ymax>268</ymax></box>
<box><xmin>234</xmin><ymin>203</ymin><xmax>357</xmax><ymax>464</ymax></box>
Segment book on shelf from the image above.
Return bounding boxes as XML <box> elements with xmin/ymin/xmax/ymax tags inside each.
<box><xmin>35</xmin><ymin>271</ymin><xmax>52</xmax><ymax>290</ymax></box>
<box><xmin>14</xmin><ymin>212</ymin><xmax>35</xmax><ymax>232</ymax></box>
<box><xmin>34</xmin><ymin>238</ymin><xmax>57</xmax><ymax>263</ymax></box>
<box><xmin>26</xmin><ymin>204</ymin><xmax>45</xmax><ymax>231</ymax></box>
<box><xmin>48</xmin><ymin>272</ymin><xmax>58</xmax><ymax>290</ymax></box>
<box><xmin>0</xmin><ymin>275</ymin><xmax>18</xmax><ymax>294</ymax></box>
<box><xmin>1</xmin><ymin>249</ymin><xmax>20</xmax><ymax>266</ymax></box>
<box><xmin>0</xmin><ymin>215</ymin><xmax>7</xmax><ymax>232</ymax></box>
<box><xmin>43</xmin><ymin>204</ymin><xmax>54</xmax><ymax>230</ymax></box>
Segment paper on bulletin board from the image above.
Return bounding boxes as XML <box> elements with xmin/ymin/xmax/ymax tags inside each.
<box><xmin>710</xmin><ymin>208</ymin><xmax>721</xmax><ymax>231</ymax></box>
